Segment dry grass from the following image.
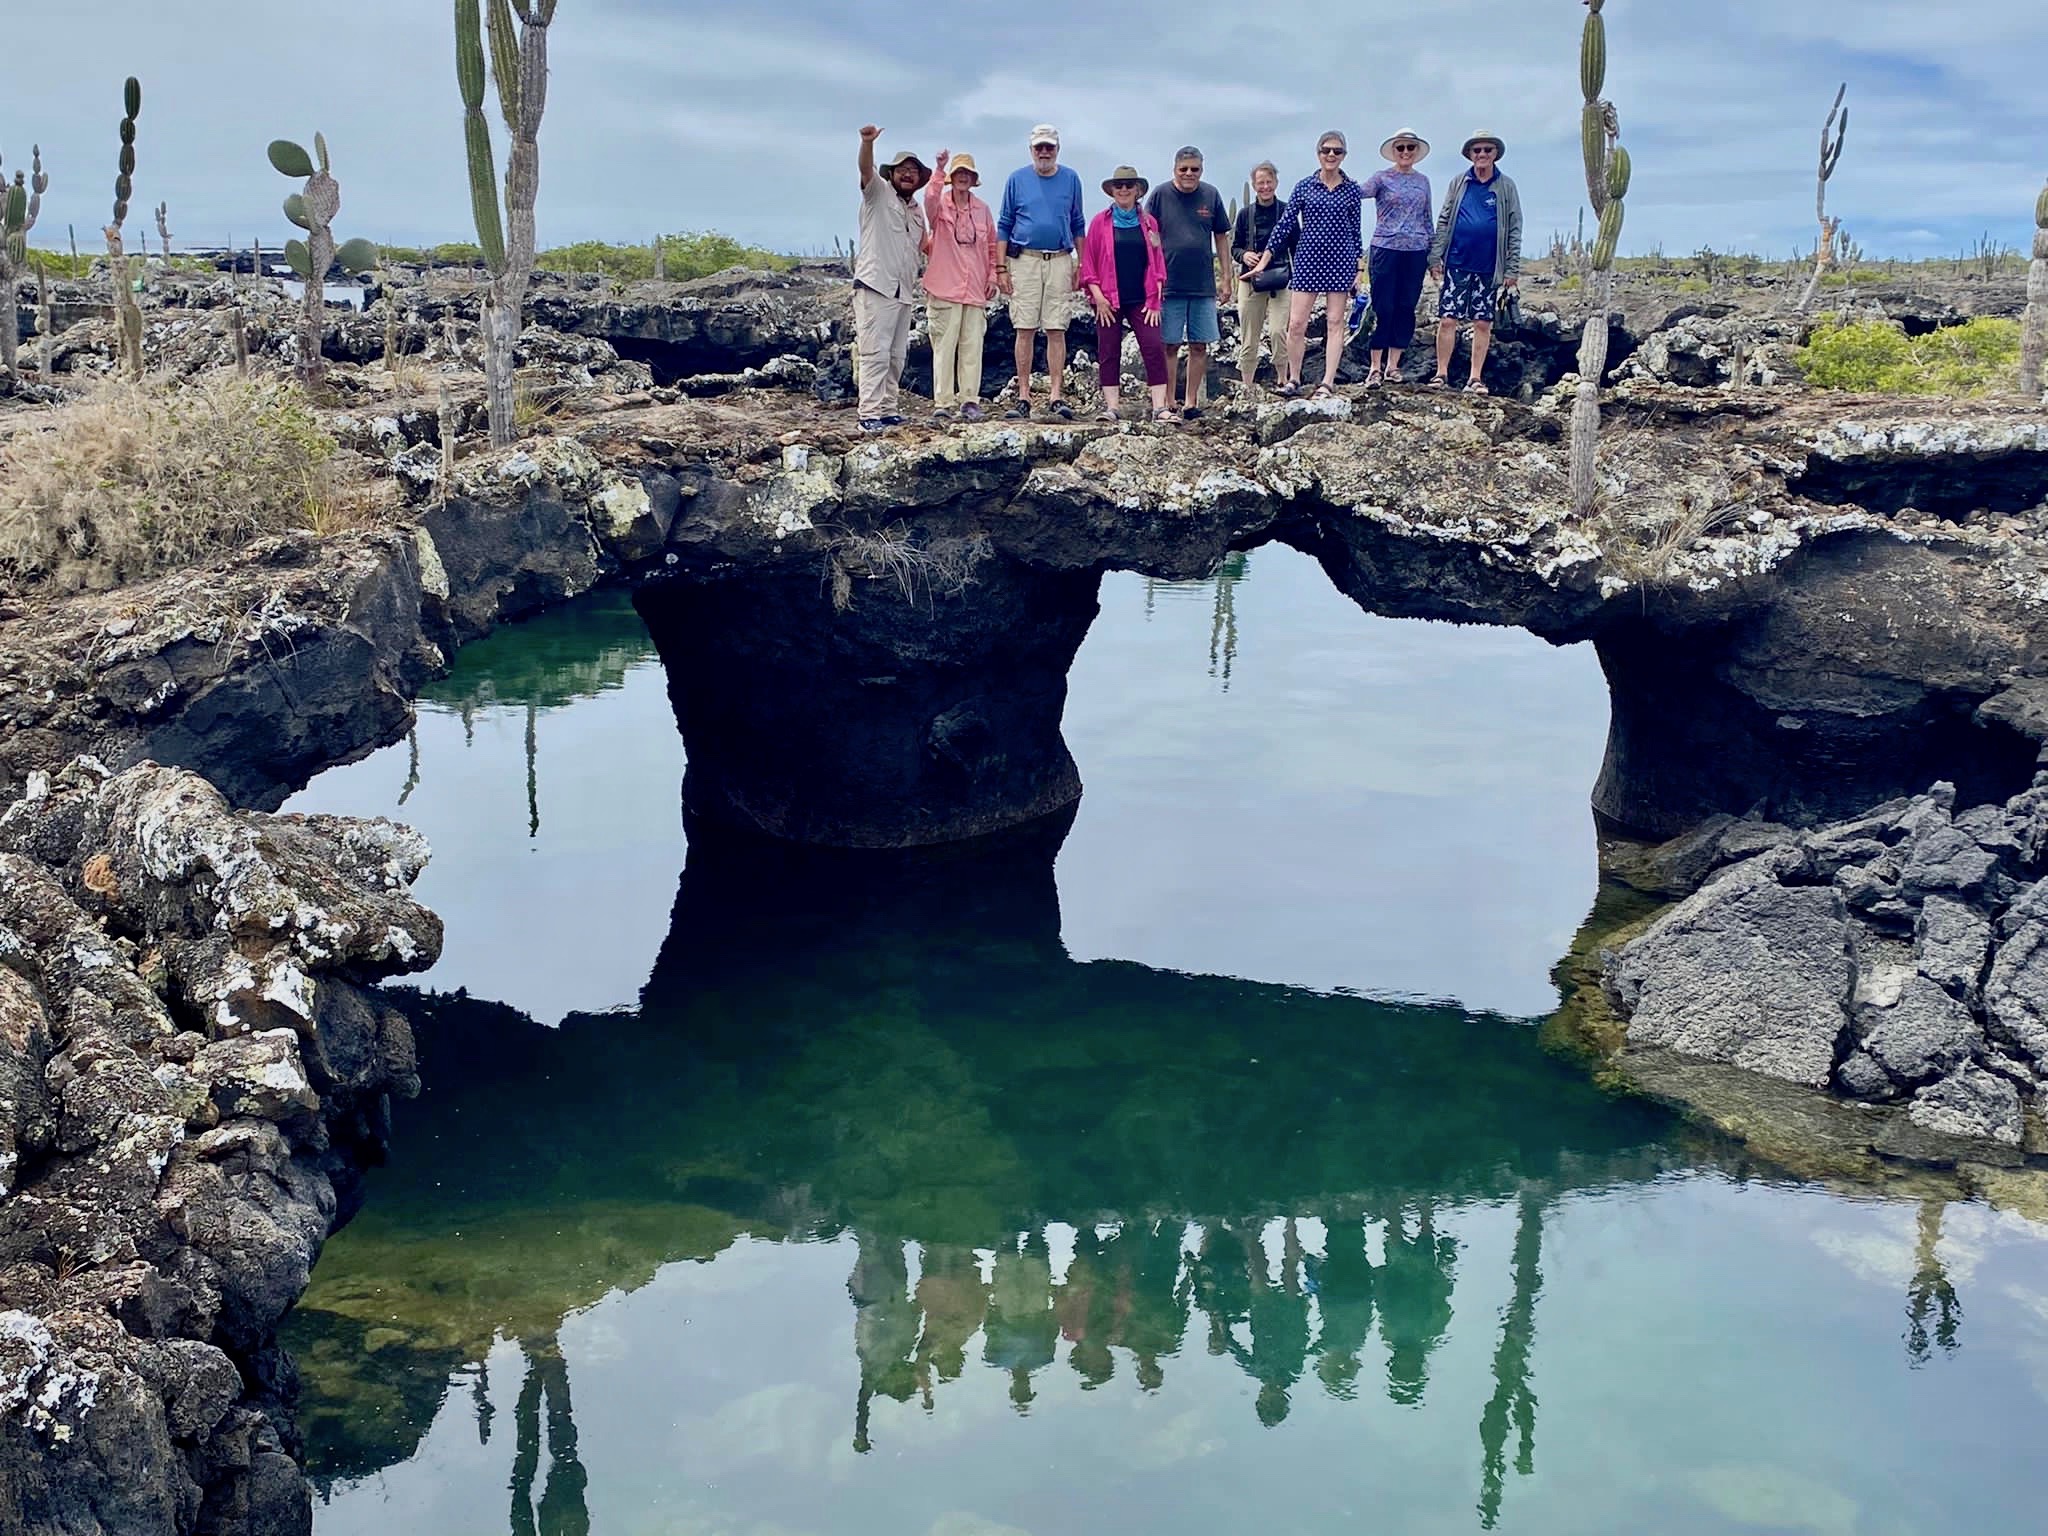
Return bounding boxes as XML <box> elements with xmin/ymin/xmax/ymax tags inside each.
<box><xmin>1592</xmin><ymin>486</ymin><xmax>1753</xmax><ymax>587</ymax></box>
<box><xmin>827</xmin><ymin>523</ymin><xmax>990</xmax><ymax>611</ymax></box>
<box><xmin>0</xmin><ymin>373</ymin><xmax>374</xmax><ymax>594</ymax></box>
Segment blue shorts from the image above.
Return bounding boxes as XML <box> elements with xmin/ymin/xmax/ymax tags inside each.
<box><xmin>1159</xmin><ymin>296</ymin><xmax>1221</xmax><ymax>346</ymax></box>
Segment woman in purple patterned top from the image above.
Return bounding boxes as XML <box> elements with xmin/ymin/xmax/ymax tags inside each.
<box><xmin>1357</xmin><ymin>131</ymin><xmax>1435</xmax><ymax>386</ymax></box>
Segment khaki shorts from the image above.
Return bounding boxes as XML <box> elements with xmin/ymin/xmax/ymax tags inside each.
<box><xmin>1008</xmin><ymin>248</ymin><xmax>1075</xmax><ymax>331</ymax></box>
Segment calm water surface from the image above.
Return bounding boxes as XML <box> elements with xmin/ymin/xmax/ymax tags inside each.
<box><xmin>284</xmin><ymin>550</ymin><xmax>2048</xmax><ymax>1535</ymax></box>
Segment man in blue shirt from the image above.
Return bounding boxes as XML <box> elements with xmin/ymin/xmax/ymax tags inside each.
<box><xmin>1427</xmin><ymin>133</ymin><xmax>1523</xmax><ymax>393</ymax></box>
<box><xmin>995</xmin><ymin>124</ymin><xmax>1086</xmax><ymax>419</ymax></box>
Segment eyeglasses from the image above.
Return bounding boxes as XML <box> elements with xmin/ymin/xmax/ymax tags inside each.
<box><xmin>1174</xmin><ymin>166</ymin><xmax>1201</xmax><ymax>175</ymax></box>
<box><xmin>1032</xmin><ymin>144</ymin><xmax>1057</xmax><ymax>153</ymax></box>
<box><xmin>1392</xmin><ymin>143</ymin><xmax>1419</xmax><ymax>152</ymax></box>
<box><xmin>1109</xmin><ymin>180</ymin><xmax>1138</xmax><ymax>190</ymax></box>
<box><xmin>1318</xmin><ymin>146</ymin><xmax>1346</xmax><ymax>157</ymax></box>
<box><xmin>1469</xmin><ymin>146</ymin><xmax>1498</xmax><ymax>156</ymax></box>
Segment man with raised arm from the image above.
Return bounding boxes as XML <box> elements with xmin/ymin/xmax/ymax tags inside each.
<box><xmin>854</xmin><ymin>125</ymin><xmax>930</xmax><ymax>433</ymax></box>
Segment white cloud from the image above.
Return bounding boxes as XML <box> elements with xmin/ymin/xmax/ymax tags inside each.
<box><xmin>2</xmin><ymin>0</ymin><xmax>2040</xmax><ymax>257</ymax></box>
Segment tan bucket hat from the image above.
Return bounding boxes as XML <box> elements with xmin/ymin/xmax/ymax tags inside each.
<box><xmin>944</xmin><ymin>153</ymin><xmax>982</xmax><ymax>186</ymax></box>
<box><xmin>1100</xmin><ymin>164</ymin><xmax>1150</xmax><ymax>197</ymax></box>
<box><xmin>1461</xmin><ymin>133</ymin><xmax>1506</xmax><ymax>161</ymax></box>
<box><xmin>880</xmin><ymin>149</ymin><xmax>932</xmax><ymax>188</ymax></box>
<box><xmin>1379</xmin><ymin>130</ymin><xmax>1430</xmax><ymax>163</ymax></box>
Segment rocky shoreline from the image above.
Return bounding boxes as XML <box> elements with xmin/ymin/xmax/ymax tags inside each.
<box><xmin>0</xmin><ymin>762</ymin><xmax>439</xmax><ymax>1534</ymax></box>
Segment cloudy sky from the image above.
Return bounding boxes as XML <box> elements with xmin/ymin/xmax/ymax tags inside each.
<box><xmin>6</xmin><ymin>1</ymin><xmax>2042</xmax><ymax>262</ymax></box>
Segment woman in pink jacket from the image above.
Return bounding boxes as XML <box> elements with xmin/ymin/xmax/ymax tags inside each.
<box><xmin>922</xmin><ymin>149</ymin><xmax>1001</xmax><ymax>421</ymax></box>
<box><xmin>1077</xmin><ymin>166</ymin><xmax>1172</xmax><ymax>423</ymax></box>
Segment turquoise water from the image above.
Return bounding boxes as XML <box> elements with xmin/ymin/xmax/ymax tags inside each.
<box><xmin>283</xmin><ymin>550</ymin><xmax>2048</xmax><ymax>1535</ymax></box>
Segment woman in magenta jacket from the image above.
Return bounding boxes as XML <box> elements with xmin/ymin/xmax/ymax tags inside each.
<box><xmin>1077</xmin><ymin>166</ymin><xmax>1173</xmax><ymax>422</ymax></box>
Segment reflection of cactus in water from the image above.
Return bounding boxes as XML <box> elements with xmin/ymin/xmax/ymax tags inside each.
<box><xmin>1477</xmin><ymin>1193</ymin><xmax>1546</xmax><ymax>1529</ymax></box>
<box><xmin>1904</xmin><ymin>1200</ymin><xmax>1961</xmax><ymax>1366</ymax></box>
<box><xmin>1209</xmin><ymin>550</ymin><xmax>1248</xmax><ymax>687</ymax></box>
<box><xmin>507</xmin><ymin>1334</ymin><xmax>590</xmax><ymax>1536</ymax></box>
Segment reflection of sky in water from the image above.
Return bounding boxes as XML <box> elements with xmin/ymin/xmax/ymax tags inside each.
<box><xmin>306</xmin><ymin>1183</ymin><xmax>2048</xmax><ymax>1536</ymax></box>
<box><xmin>287</xmin><ymin>561</ymin><xmax>2048</xmax><ymax>1536</ymax></box>
<box><xmin>290</xmin><ymin>545</ymin><xmax>1607</xmax><ymax>1020</ymax></box>
<box><xmin>1060</xmin><ymin>549</ymin><xmax>1608</xmax><ymax>1016</ymax></box>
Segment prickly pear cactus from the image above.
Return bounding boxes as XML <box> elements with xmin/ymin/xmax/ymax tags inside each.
<box><xmin>270</xmin><ymin>133</ymin><xmax>380</xmax><ymax>384</ymax></box>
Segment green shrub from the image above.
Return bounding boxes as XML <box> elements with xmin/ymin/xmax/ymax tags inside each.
<box><xmin>535</xmin><ymin>231</ymin><xmax>794</xmax><ymax>282</ymax></box>
<box><xmin>1796</xmin><ymin>315</ymin><xmax>2021</xmax><ymax>394</ymax></box>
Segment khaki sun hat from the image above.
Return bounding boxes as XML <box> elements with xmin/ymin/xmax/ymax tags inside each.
<box><xmin>1461</xmin><ymin>133</ymin><xmax>1506</xmax><ymax>161</ymax></box>
<box><xmin>945</xmin><ymin>153</ymin><xmax>981</xmax><ymax>186</ymax></box>
<box><xmin>1101</xmin><ymin>164</ymin><xmax>1150</xmax><ymax>197</ymax></box>
<box><xmin>880</xmin><ymin>149</ymin><xmax>932</xmax><ymax>189</ymax></box>
<box><xmin>1380</xmin><ymin>130</ymin><xmax>1430</xmax><ymax>163</ymax></box>
<box><xmin>1029</xmin><ymin>124</ymin><xmax>1060</xmax><ymax>148</ymax></box>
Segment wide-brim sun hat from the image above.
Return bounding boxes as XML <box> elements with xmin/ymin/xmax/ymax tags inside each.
<box><xmin>946</xmin><ymin>153</ymin><xmax>981</xmax><ymax>186</ymax></box>
<box><xmin>1101</xmin><ymin>165</ymin><xmax>1150</xmax><ymax>197</ymax></box>
<box><xmin>880</xmin><ymin>149</ymin><xmax>933</xmax><ymax>189</ymax></box>
<box><xmin>1461</xmin><ymin>133</ymin><xmax>1506</xmax><ymax>161</ymax></box>
<box><xmin>1380</xmin><ymin>130</ymin><xmax>1431</xmax><ymax>163</ymax></box>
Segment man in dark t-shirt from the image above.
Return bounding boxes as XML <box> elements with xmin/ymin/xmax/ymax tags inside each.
<box><xmin>1144</xmin><ymin>146</ymin><xmax>1232</xmax><ymax>418</ymax></box>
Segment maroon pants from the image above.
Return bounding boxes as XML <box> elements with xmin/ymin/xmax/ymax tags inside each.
<box><xmin>1097</xmin><ymin>303</ymin><xmax>1169</xmax><ymax>387</ymax></box>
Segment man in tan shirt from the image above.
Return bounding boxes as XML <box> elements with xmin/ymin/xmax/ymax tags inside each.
<box><xmin>855</xmin><ymin>125</ymin><xmax>930</xmax><ymax>431</ymax></box>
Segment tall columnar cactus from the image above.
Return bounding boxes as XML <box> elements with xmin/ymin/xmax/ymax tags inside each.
<box><xmin>2021</xmin><ymin>178</ymin><xmax>2048</xmax><ymax>400</ymax></box>
<box><xmin>0</xmin><ymin>143</ymin><xmax>48</xmax><ymax>380</ymax></box>
<box><xmin>269</xmin><ymin>133</ymin><xmax>379</xmax><ymax>384</ymax></box>
<box><xmin>1797</xmin><ymin>85</ymin><xmax>1848</xmax><ymax>315</ymax></box>
<box><xmin>1570</xmin><ymin>0</ymin><xmax>1628</xmax><ymax>519</ymax></box>
<box><xmin>106</xmin><ymin>77</ymin><xmax>144</xmax><ymax>380</ymax></box>
<box><xmin>457</xmin><ymin>0</ymin><xmax>559</xmax><ymax>447</ymax></box>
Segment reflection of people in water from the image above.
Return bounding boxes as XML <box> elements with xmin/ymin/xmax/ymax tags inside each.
<box><xmin>849</xmin><ymin>1231</ymin><xmax>922</xmax><ymax>1451</ymax></box>
<box><xmin>509</xmin><ymin>1334</ymin><xmax>590</xmax><ymax>1536</ymax></box>
<box><xmin>1377</xmin><ymin>1200</ymin><xmax>1459</xmax><ymax>1406</ymax></box>
<box><xmin>914</xmin><ymin>1242</ymin><xmax>991</xmax><ymax>1406</ymax></box>
<box><xmin>1230</xmin><ymin>1217</ymin><xmax>1313</xmax><ymax>1426</ymax></box>
<box><xmin>1057</xmin><ymin>1226</ymin><xmax>1128</xmax><ymax>1389</ymax></box>
<box><xmin>984</xmin><ymin>1230</ymin><xmax>1060</xmax><ymax>1408</ymax></box>
<box><xmin>1122</xmin><ymin>1218</ymin><xmax>1196</xmax><ymax>1392</ymax></box>
<box><xmin>1189</xmin><ymin>1219</ymin><xmax>1256</xmax><ymax>1360</ymax></box>
<box><xmin>1310</xmin><ymin>1207</ymin><xmax>1378</xmax><ymax>1400</ymax></box>
<box><xmin>1904</xmin><ymin>1199</ymin><xmax>1962</xmax><ymax>1367</ymax></box>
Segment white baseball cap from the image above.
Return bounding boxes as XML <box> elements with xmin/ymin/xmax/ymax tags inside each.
<box><xmin>1028</xmin><ymin>124</ymin><xmax>1060</xmax><ymax>148</ymax></box>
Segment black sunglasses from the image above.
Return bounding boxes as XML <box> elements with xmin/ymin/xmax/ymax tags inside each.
<box><xmin>1109</xmin><ymin>180</ymin><xmax>1138</xmax><ymax>189</ymax></box>
<box><xmin>1391</xmin><ymin>143</ymin><xmax>1419</xmax><ymax>152</ymax></box>
<box><xmin>1318</xmin><ymin>146</ymin><xmax>1346</xmax><ymax>156</ymax></box>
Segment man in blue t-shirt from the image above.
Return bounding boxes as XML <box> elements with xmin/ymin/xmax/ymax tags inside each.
<box><xmin>1427</xmin><ymin>133</ymin><xmax>1522</xmax><ymax>393</ymax></box>
<box><xmin>1144</xmin><ymin>146</ymin><xmax>1233</xmax><ymax>418</ymax></box>
<box><xmin>995</xmin><ymin>124</ymin><xmax>1087</xmax><ymax>418</ymax></box>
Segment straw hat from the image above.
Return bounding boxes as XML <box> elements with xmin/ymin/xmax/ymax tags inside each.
<box><xmin>1100</xmin><ymin>164</ymin><xmax>1150</xmax><ymax>197</ymax></box>
<box><xmin>879</xmin><ymin>149</ymin><xmax>932</xmax><ymax>189</ymax></box>
<box><xmin>944</xmin><ymin>153</ymin><xmax>981</xmax><ymax>186</ymax></box>
<box><xmin>1461</xmin><ymin>133</ymin><xmax>1506</xmax><ymax>161</ymax></box>
<box><xmin>1379</xmin><ymin>130</ymin><xmax>1431</xmax><ymax>163</ymax></box>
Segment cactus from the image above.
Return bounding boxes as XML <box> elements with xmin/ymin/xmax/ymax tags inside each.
<box><xmin>270</xmin><ymin>132</ymin><xmax>380</xmax><ymax>384</ymax></box>
<box><xmin>2022</xmin><ymin>178</ymin><xmax>2048</xmax><ymax>400</ymax></box>
<box><xmin>457</xmin><ymin>0</ymin><xmax>559</xmax><ymax>447</ymax></box>
<box><xmin>652</xmin><ymin>234</ymin><xmax>666</xmax><ymax>281</ymax></box>
<box><xmin>1569</xmin><ymin>0</ymin><xmax>1628</xmax><ymax>519</ymax></box>
<box><xmin>106</xmin><ymin>78</ymin><xmax>144</xmax><ymax>380</ymax></box>
<box><xmin>1797</xmin><ymin>84</ymin><xmax>1848</xmax><ymax>314</ymax></box>
<box><xmin>0</xmin><ymin>143</ymin><xmax>48</xmax><ymax>380</ymax></box>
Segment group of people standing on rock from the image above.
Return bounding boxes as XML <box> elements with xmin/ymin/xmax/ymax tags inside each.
<box><xmin>855</xmin><ymin>122</ymin><xmax>1524</xmax><ymax>433</ymax></box>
